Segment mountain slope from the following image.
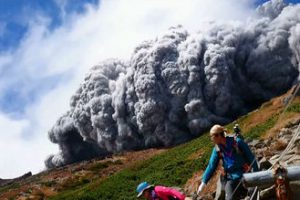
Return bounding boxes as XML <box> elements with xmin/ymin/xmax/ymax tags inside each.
<box><xmin>0</xmin><ymin>87</ymin><xmax>299</xmax><ymax>200</ymax></box>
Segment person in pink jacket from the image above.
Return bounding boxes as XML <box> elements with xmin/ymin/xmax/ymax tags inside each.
<box><xmin>136</xmin><ymin>182</ymin><xmax>190</xmax><ymax>200</ymax></box>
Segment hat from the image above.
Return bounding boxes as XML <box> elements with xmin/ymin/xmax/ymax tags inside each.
<box><xmin>210</xmin><ymin>124</ymin><xmax>224</xmax><ymax>136</ymax></box>
<box><xmin>136</xmin><ymin>182</ymin><xmax>153</xmax><ymax>197</ymax></box>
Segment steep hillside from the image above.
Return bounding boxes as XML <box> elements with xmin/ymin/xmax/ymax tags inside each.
<box><xmin>1</xmin><ymin>86</ymin><xmax>299</xmax><ymax>200</ymax></box>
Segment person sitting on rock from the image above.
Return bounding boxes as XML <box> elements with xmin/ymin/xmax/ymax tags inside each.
<box><xmin>197</xmin><ymin>124</ymin><xmax>259</xmax><ymax>200</ymax></box>
<box><xmin>136</xmin><ymin>182</ymin><xmax>191</xmax><ymax>200</ymax></box>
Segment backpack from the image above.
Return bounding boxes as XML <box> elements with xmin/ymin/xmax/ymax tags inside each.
<box><xmin>215</xmin><ymin>136</ymin><xmax>251</xmax><ymax>175</ymax></box>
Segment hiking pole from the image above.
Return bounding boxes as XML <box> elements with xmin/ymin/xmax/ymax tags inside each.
<box><xmin>249</xmin><ymin>186</ymin><xmax>259</xmax><ymax>200</ymax></box>
<box><xmin>228</xmin><ymin>156</ymin><xmax>258</xmax><ymax>200</ymax></box>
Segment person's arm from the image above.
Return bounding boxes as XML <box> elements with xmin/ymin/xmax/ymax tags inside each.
<box><xmin>167</xmin><ymin>188</ymin><xmax>186</xmax><ymax>200</ymax></box>
<box><xmin>155</xmin><ymin>186</ymin><xmax>186</xmax><ymax>200</ymax></box>
<box><xmin>237</xmin><ymin>138</ymin><xmax>259</xmax><ymax>171</ymax></box>
<box><xmin>202</xmin><ymin>147</ymin><xmax>219</xmax><ymax>184</ymax></box>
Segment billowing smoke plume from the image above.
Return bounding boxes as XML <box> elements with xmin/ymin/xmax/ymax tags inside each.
<box><xmin>46</xmin><ymin>0</ymin><xmax>300</xmax><ymax>168</ymax></box>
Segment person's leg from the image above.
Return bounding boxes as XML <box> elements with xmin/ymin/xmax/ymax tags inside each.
<box><xmin>215</xmin><ymin>175</ymin><xmax>226</xmax><ymax>200</ymax></box>
<box><xmin>225</xmin><ymin>180</ymin><xmax>235</xmax><ymax>200</ymax></box>
<box><xmin>225</xmin><ymin>179</ymin><xmax>248</xmax><ymax>200</ymax></box>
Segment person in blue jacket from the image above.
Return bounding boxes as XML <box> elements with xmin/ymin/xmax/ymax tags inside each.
<box><xmin>197</xmin><ymin>124</ymin><xmax>259</xmax><ymax>200</ymax></box>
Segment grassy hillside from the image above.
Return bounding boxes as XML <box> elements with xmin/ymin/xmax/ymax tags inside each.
<box><xmin>48</xmin><ymin>91</ymin><xmax>300</xmax><ymax>200</ymax></box>
<box><xmin>0</xmin><ymin>89</ymin><xmax>298</xmax><ymax>200</ymax></box>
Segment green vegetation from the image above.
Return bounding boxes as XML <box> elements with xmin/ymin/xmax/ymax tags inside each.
<box><xmin>88</xmin><ymin>162</ymin><xmax>109</xmax><ymax>171</ymax></box>
<box><xmin>0</xmin><ymin>183</ymin><xmax>20</xmax><ymax>194</ymax></box>
<box><xmin>245</xmin><ymin>115</ymin><xmax>278</xmax><ymax>139</ymax></box>
<box><xmin>50</xmin><ymin>133</ymin><xmax>212</xmax><ymax>200</ymax></box>
<box><xmin>286</xmin><ymin>102</ymin><xmax>300</xmax><ymax>113</ymax></box>
<box><xmin>41</xmin><ymin>180</ymin><xmax>57</xmax><ymax>187</ymax></box>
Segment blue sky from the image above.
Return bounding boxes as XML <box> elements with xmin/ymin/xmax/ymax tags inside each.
<box><xmin>0</xmin><ymin>0</ymin><xmax>99</xmax><ymax>116</ymax></box>
<box><xmin>0</xmin><ymin>0</ymin><xmax>299</xmax><ymax>178</ymax></box>
<box><xmin>0</xmin><ymin>0</ymin><xmax>99</xmax><ymax>52</ymax></box>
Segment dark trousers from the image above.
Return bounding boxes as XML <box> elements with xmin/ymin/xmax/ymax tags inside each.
<box><xmin>215</xmin><ymin>176</ymin><xmax>248</xmax><ymax>200</ymax></box>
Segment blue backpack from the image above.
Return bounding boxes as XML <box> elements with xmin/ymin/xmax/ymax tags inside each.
<box><xmin>215</xmin><ymin>136</ymin><xmax>250</xmax><ymax>173</ymax></box>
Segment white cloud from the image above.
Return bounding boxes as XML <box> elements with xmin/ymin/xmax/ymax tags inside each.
<box><xmin>0</xmin><ymin>113</ymin><xmax>56</xmax><ymax>179</ymax></box>
<box><xmin>0</xmin><ymin>0</ymin><xmax>257</xmax><ymax>178</ymax></box>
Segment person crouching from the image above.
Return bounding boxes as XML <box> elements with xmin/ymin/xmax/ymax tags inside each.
<box><xmin>136</xmin><ymin>182</ymin><xmax>191</xmax><ymax>200</ymax></box>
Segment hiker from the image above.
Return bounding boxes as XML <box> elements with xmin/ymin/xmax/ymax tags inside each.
<box><xmin>136</xmin><ymin>182</ymin><xmax>191</xmax><ymax>200</ymax></box>
<box><xmin>197</xmin><ymin>124</ymin><xmax>259</xmax><ymax>200</ymax></box>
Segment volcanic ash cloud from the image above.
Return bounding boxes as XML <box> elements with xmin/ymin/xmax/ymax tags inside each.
<box><xmin>45</xmin><ymin>0</ymin><xmax>300</xmax><ymax>168</ymax></box>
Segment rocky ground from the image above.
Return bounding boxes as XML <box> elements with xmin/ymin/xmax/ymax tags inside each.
<box><xmin>250</xmin><ymin>121</ymin><xmax>300</xmax><ymax>168</ymax></box>
<box><xmin>248</xmin><ymin>119</ymin><xmax>300</xmax><ymax>200</ymax></box>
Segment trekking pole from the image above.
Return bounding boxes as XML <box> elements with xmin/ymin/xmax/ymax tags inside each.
<box><xmin>229</xmin><ymin>157</ymin><xmax>258</xmax><ymax>200</ymax></box>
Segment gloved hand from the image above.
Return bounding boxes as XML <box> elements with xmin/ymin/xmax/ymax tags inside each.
<box><xmin>197</xmin><ymin>182</ymin><xmax>206</xmax><ymax>195</ymax></box>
